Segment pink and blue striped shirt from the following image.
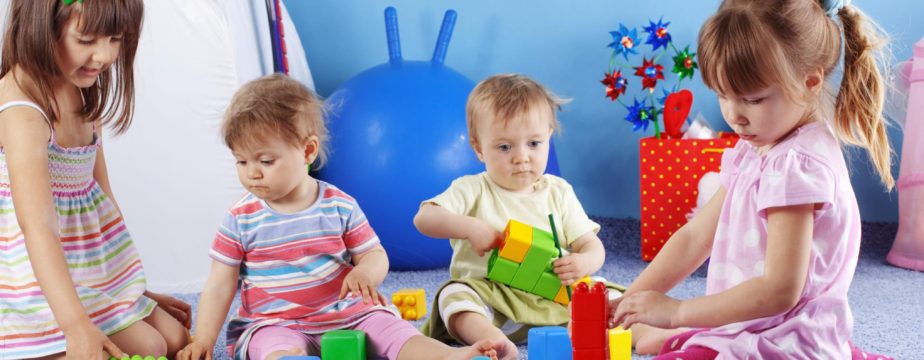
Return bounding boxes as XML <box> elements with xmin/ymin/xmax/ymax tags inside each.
<box><xmin>210</xmin><ymin>181</ymin><xmax>394</xmax><ymax>358</ymax></box>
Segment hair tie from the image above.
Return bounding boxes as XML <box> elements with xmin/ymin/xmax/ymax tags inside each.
<box><xmin>821</xmin><ymin>0</ymin><xmax>850</xmax><ymax>17</ymax></box>
<box><xmin>63</xmin><ymin>0</ymin><xmax>83</xmax><ymax>5</ymax></box>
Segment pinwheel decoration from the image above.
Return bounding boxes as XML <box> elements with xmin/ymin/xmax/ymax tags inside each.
<box><xmin>601</xmin><ymin>17</ymin><xmax>699</xmax><ymax>138</ymax></box>
<box><xmin>601</xmin><ymin>70</ymin><xmax>629</xmax><ymax>101</ymax></box>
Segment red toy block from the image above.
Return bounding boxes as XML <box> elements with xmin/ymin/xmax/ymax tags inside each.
<box><xmin>570</xmin><ymin>281</ymin><xmax>609</xmax><ymax>359</ymax></box>
<box><xmin>570</xmin><ymin>281</ymin><xmax>607</xmax><ymax>321</ymax></box>
<box><xmin>570</xmin><ymin>320</ymin><xmax>606</xmax><ymax>349</ymax></box>
<box><xmin>572</xmin><ymin>348</ymin><xmax>607</xmax><ymax>360</ymax></box>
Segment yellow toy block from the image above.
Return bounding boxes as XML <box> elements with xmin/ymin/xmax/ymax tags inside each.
<box><xmin>574</xmin><ymin>275</ymin><xmax>592</xmax><ymax>287</ymax></box>
<box><xmin>553</xmin><ymin>286</ymin><xmax>569</xmax><ymax>305</ymax></box>
<box><xmin>392</xmin><ymin>288</ymin><xmax>426</xmax><ymax>320</ymax></box>
<box><xmin>498</xmin><ymin>219</ymin><xmax>533</xmax><ymax>263</ymax></box>
<box><xmin>551</xmin><ymin>276</ymin><xmax>594</xmax><ymax>305</ymax></box>
<box><xmin>608</xmin><ymin>326</ymin><xmax>632</xmax><ymax>360</ymax></box>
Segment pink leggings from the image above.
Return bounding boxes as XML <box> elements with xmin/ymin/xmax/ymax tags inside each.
<box><xmin>655</xmin><ymin>329</ymin><xmax>893</xmax><ymax>360</ymax></box>
<box><xmin>247</xmin><ymin>311</ymin><xmax>420</xmax><ymax>360</ymax></box>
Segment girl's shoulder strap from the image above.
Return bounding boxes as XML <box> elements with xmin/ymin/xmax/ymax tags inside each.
<box><xmin>0</xmin><ymin>100</ymin><xmax>54</xmax><ymax>142</ymax></box>
<box><xmin>0</xmin><ymin>100</ymin><xmax>51</xmax><ymax>122</ymax></box>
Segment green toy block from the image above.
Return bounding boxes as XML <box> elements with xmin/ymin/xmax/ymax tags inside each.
<box><xmin>509</xmin><ymin>234</ymin><xmax>557</xmax><ymax>291</ymax></box>
<box><xmin>531</xmin><ymin>227</ymin><xmax>556</xmax><ymax>262</ymax></box>
<box><xmin>321</xmin><ymin>330</ymin><xmax>366</xmax><ymax>360</ymax></box>
<box><xmin>533</xmin><ymin>271</ymin><xmax>563</xmax><ymax>300</ymax></box>
<box><xmin>487</xmin><ymin>249</ymin><xmax>519</xmax><ymax>284</ymax></box>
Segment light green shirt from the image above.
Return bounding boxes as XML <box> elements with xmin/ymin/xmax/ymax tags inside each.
<box><xmin>424</xmin><ymin>172</ymin><xmax>600</xmax><ymax>280</ymax></box>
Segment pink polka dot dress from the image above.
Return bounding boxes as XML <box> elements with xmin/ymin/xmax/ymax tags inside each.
<box><xmin>684</xmin><ymin>122</ymin><xmax>862</xmax><ymax>358</ymax></box>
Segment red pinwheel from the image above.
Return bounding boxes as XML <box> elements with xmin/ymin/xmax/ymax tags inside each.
<box><xmin>634</xmin><ymin>57</ymin><xmax>664</xmax><ymax>92</ymax></box>
<box><xmin>601</xmin><ymin>70</ymin><xmax>629</xmax><ymax>101</ymax></box>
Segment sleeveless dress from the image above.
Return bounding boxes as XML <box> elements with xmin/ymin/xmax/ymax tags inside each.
<box><xmin>0</xmin><ymin>101</ymin><xmax>155</xmax><ymax>359</ymax></box>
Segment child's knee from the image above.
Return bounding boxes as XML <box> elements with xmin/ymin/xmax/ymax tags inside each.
<box><xmin>161</xmin><ymin>326</ymin><xmax>189</xmax><ymax>357</ymax></box>
<box><xmin>438</xmin><ymin>284</ymin><xmax>492</xmax><ymax>327</ymax></box>
<box><xmin>447</xmin><ymin>311</ymin><xmax>490</xmax><ymax>330</ymax></box>
<box><xmin>135</xmin><ymin>335</ymin><xmax>169</xmax><ymax>357</ymax></box>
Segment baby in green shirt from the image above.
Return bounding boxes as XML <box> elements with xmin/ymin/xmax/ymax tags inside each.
<box><xmin>414</xmin><ymin>74</ymin><xmax>607</xmax><ymax>360</ymax></box>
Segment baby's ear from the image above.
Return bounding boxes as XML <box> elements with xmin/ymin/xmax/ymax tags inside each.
<box><xmin>303</xmin><ymin>135</ymin><xmax>320</xmax><ymax>163</ymax></box>
<box><xmin>470</xmin><ymin>138</ymin><xmax>485</xmax><ymax>162</ymax></box>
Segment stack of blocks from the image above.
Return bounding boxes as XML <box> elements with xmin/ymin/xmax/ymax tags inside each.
<box><xmin>571</xmin><ymin>281</ymin><xmax>608</xmax><ymax>359</ymax></box>
<box><xmin>391</xmin><ymin>288</ymin><xmax>427</xmax><ymax>320</ymax></box>
<box><xmin>569</xmin><ymin>281</ymin><xmax>633</xmax><ymax>360</ymax></box>
<box><xmin>486</xmin><ymin>219</ymin><xmax>570</xmax><ymax>304</ymax></box>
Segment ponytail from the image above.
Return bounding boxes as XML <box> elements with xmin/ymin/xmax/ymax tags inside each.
<box><xmin>833</xmin><ymin>5</ymin><xmax>894</xmax><ymax>189</ymax></box>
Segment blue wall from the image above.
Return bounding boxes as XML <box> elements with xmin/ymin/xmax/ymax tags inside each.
<box><xmin>284</xmin><ymin>0</ymin><xmax>921</xmax><ymax>222</ymax></box>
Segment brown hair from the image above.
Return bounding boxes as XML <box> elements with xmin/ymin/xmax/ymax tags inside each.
<box><xmin>466</xmin><ymin>74</ymin><xmax>567</xmax><ymax>146</ymax></box>
<box><xmin>222</xmin><ymin>74</ymin><xmax>329</xmax><ymax>168</ymax></box>
<box><xmin>698</xmin><ymin>0</ymin><xmax>893</xmax><ymax>189</ymax></box>
<box><xmin>1</xmin><ymin>0</ymin><xmax>144</xmax><ymax>134</ymax></box>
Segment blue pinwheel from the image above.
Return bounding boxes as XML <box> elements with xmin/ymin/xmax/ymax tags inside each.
<box><xmin>608</xmin><ymin>24</ymin><xmax>640</xmax><ymax>60</ymax></box>
<box><xmin>643</xmin><ymin>17</ymin><xmax>672</xmax><ymax>51</ymax></box>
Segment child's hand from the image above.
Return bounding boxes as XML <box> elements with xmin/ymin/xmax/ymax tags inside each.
<box><xmin>146</xmin><ymin>291</ymin><xmax>193</xmax><ymax>329</ymax></box>
<box><xmin>465</xmin><ymin>219</ymin><xmax>503</xmax><ymax>256</ymax></box>
<box><xmin>552</xmin><ymin>252</ymin><xmax>594</xmax><ymax>285</ymax></box>
<box><xmin>340</xmin><ymin>266</ymin><xmax>387</xmax><ymax>305</ymax></box>
<box><xmin>176</xmin><ymin>339</ymin><xmax>214</xmax><ymax>360</ymax></box>
<box><xmin>63</xmin><ymin>320</ymin><xmax>126</xmax><ymax>360</ymax></box>
<box><xmin>610</xmin><ymin>290</ymin><xmax>681</xmax><ymax>329</ymax></box>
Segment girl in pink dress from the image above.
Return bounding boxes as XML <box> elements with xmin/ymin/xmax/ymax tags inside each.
<box><xmin>610</xmin><ymin>1</ymin><xmax>895</xmax><ymax>359</ymax></box>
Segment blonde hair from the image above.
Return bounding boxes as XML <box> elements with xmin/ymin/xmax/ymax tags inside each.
<box><xmin>222</xmin><ymin>74</ymin><xmax>329</xmax><ymax>168</ymax></box>
<box><xmin>1</xmin><ymin>0</ymin><xmax>144</xmax><ymax>134</ymax></box>
<box><xmin>466</xmin><ymin>74</ymin><xmax>568</xmax><ymax>146</ymax></box>
<box><xmin>698</xmin><ymin>0</ymin><xmax>893</xmax><ymax>189</ymax></box>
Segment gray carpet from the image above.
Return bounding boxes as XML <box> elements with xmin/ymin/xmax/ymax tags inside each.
<box><xmin>173</xmin><ymin>217</ymin><xmax>922</xmax><ymax>359</ymax></box>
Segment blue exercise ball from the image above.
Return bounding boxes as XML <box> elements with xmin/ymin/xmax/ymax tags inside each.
<box><xmin>319</xmin><ymin>7</ymin><xmax>560</xmax><ymax>270</ymax></box>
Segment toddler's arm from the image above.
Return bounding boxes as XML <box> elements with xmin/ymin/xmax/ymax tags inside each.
<box><xmin>177</xmin><ymin>260</ymin><xmax>240</xmax><ymax>360</ymax></box>
<box><xmin>666</xmin><ymin>203</ymin><xmax>813</xmax><ymax>328</ymax></box>
<box><xmin>608</xmin><ymin>188</ymin><xmax>726</xmax><ymax>330</ymax></box>
<box><xmin>622</xmin><ymin>187</ymin><xmax>726</xmax><ymax>298</ymax></box>
<box><xmin>612</xmin><ymin>195</ymin><xmax>814</xmax><ymax>331</ymax></box>
<box><xmin>341</xmin><ymin>244</ymin><xmax>389</xmax><ymax>305</ymax></box>
<box><xmin>553</xmin><ymin>232</ymin><xmax>605</xmax><ymax>285</ymax></box>
<box><xmin>414</xmin><ymin>203</ymin><xmax>502</xmax><ymax>256</ymax></box>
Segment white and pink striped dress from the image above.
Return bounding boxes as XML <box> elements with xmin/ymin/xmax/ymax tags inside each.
<box><xmin>0</xmin><ymin>101</ymin><xmax>155</xmax><ymax>359</ymax></box>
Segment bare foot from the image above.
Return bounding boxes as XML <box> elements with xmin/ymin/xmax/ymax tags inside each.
<box><xmin>444</xmin><ymin>338</ymin><xmax>504</xmax><ymax>360</ymax></box>
<box><xmin>462</xmin><ymin>338</ymin><xmax>517</xmax><ymax>360</ymax></box>
<box><xmin>266</xmin><ymin>347</ymin><xmax>308</xmax><ymax>360</ymax></box>
<box><xmin>631</xmin><ymin>324</ymin><xmax>684</xmax><ymax>355</ymax></box>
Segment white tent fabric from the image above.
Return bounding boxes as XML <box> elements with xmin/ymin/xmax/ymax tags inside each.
<box><xmin>0</xmin><ymin>0</ymin><xmax>313</xmax><ymax>292</ymax></box>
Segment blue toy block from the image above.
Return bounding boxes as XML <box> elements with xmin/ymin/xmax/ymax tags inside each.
<box><xmin>471</xmin><ymin>357</ymin><xmax>492</xmax><ymax>360</ymax></box>
<box><xmin>527</xmin><ymin>326</ymin><xmax>572</xmax><ymax>360</ymax></box>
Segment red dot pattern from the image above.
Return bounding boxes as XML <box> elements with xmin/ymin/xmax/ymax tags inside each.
<box><xmin>638</xmin><ymin>136</ymin><xmax>738</xmax><ymax>261</ymax></box>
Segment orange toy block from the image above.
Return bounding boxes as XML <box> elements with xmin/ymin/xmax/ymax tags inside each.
<box><xmin>392</xmin><ymin>288</ymin><xmax>426</xmax><ymax>320</ymax></box>
<box><xmin>498</xmin><ymin>219</ymin><xmax>533</xmax><ymax>262</ymax></box>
